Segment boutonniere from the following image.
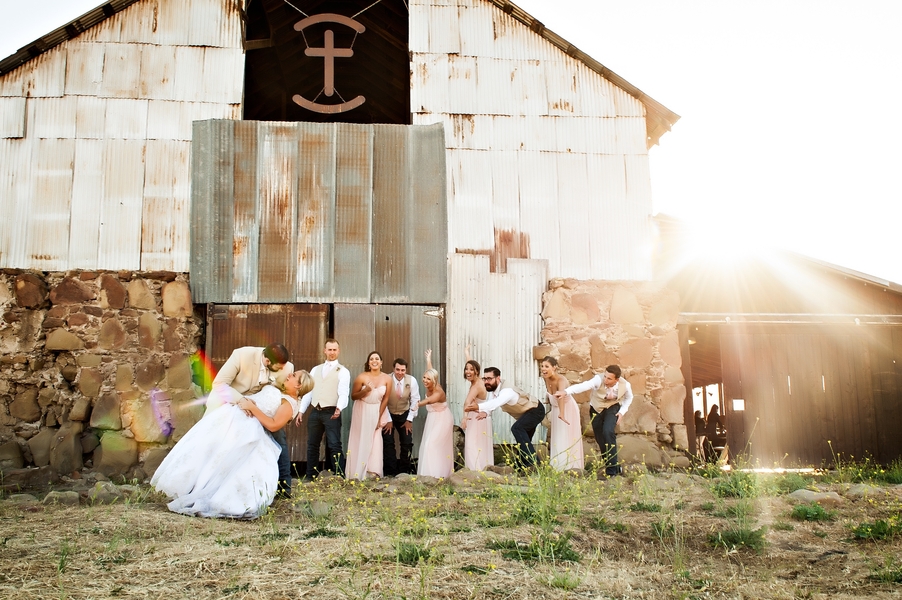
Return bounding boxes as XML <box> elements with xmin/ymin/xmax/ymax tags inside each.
<box><xmin>268</xmin><ymin>373</ymin><xmax>277</xmax><ymax>385</ymax></box>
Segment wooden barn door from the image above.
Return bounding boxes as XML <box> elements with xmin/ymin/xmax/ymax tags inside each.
<box><xmin>206</xmin><ymin>303</ymin><xmax>330</xmax><ymax>461</ymax></box>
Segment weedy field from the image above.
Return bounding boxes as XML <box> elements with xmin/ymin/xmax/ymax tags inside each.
<box><xmin>1</xmin><ymin>459</ymin><xmax>901</xmax><ymax>599</ymax></box>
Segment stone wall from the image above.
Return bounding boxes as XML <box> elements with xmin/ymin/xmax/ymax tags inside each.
<box><xmin>536</xmin><ymin>278</ymin><xmax>690</xmax><ymax>469</ymax></box>
<box><xmin>0</xmin><ymin>270</ymin><xmax>202</xmax><ymax>484</ymax></box>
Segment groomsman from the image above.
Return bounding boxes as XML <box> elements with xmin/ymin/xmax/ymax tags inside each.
<box><xmin>299</xmin><ymin>339</ymin><xmax>350</xmax><ymax>479</ymax></box>
<box><xmin>556</xmin><ymin>364</ymin><xmax>632</xmax><ymax>477</ymax></box>
<box><xmin>381</xmin><ymin>358</ymin><xmax>420</xmax><ymax>476</ymax></box>
<box><xmin>210</xmin><ymin>343</ymin><xmax>294</xmax><ymax>497</ymax></box>
<box><xmin>474</xmin><ymin>367</ymin><xmax>545</xmax><ymax>470</ymax></box>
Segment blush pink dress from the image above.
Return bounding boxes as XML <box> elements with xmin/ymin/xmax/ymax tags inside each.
<box><xmin>346</xmin><ymin>386</ymin><xmax>389</xmax><ymax>480</ymax></box>
<box><xmin>548</xmin><ymin>392</ymin><xmax>585</xmax><ymax>471</ymax></box>
<box><xmin>417</xmin><ymin>401</ymin><xmax>454</xmax><ymax>478</ymax></box>
<box><xmin>463</xmin><ymin>411</ymin><xmax>494</xmax><ymax>471</ymax></box>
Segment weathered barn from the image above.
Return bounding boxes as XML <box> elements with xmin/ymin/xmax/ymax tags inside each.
<box><xmin>1</xmin><ymin>0</ymin><xmax>717</xmax><ymax>478</ymax></box>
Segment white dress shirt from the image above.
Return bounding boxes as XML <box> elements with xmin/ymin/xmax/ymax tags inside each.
<box><xmin>299</xmin><ymin>361</ymin><xmax>351</xmax><ymax>413</ymax></box>
<box><xmin>392</xmin><ymin>374</ymin><xmax>421</xmax><ymax>422</ymax></box>
<box><xmin>565</xmin><ymin>374</ymin><xmax>633</xmax><ymax>416</ymax></box>
<box><xmin>477</xmin><ymin>387</ymin><xmax>521</xmax><ymax>413</ymax></box>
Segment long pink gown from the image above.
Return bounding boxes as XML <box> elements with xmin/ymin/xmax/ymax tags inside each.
<box><xmin>548</xmin><ymin>392</ymin><xmax>585</xmax><ymax>471</ymax></box>
<box><xmin>417</xmin><ymin>401</ymin><xmax>454</xmax><ymax>478</ymax></box>
<box><xmin>346</xmin><ymin>386</ymin><xmax>388</xmax><ymax>480</ymax></box>
<box><xmin>463</xmin><ymin>411</ymin><xmax>494</xmax><ymax>471</ymax></box>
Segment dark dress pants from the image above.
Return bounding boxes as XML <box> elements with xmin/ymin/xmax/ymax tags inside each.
<box><xmin>511</xmin><ymin>403</ymin><xmax>546</xmax><ymax>469</ymax></box>
<box><xmin>382</xmin><ymin>410</ymin><xmax>413</xmax><ymax>476</ymax></box>
<box><xmin>590</xmin><ymin>404</ymin><xmax>621</xmax><ymax>476</ymax></box>
<box><xmin>269</xmin><ymin>427</ymin><xmax>291</xmax><ymax>492</ymax></box>
<box><xmin>305</xmin><ymin>407</ymin><xmax>345</xmax><ymax>477</ymax></box>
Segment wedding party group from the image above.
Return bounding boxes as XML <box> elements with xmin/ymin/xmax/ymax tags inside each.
<box><xmin>151</xmin><ymin>338</ymin><xmax>632</xmax><ymax>520</ymax></box>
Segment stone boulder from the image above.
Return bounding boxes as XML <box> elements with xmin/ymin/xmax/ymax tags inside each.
<box><xmin>27</xmin><ymin>428</ymin><xmax>56</xmax><ymax>467</ymax></box>
<box><xmin>49</xmin><ymin>422</ymin><xmax>84</xmax><ymax>475</ymax></box>
<box><xmin>43</xmin><ymin>490</ymin><xmax>80</xmax><ymax>506</ymax></box>
<box><xmin>70</xmin><ymin>397</ymin><xmax>92</xmax><ymax>422</ymax></box>
<box><xmin>50</xmin><ymin>277</ymin><xmax>95</xmax><ymax>305</ymax></box>
<box><xmin>88</xmin><ymin>481</ymin><xmax>125</xmax><ymax>504</ymax></box>
<box><xmin>162</xmin><ymin>281</ymin><xmax>192</xmax><ymax>318</ymax></box>
<box><xmin>0</xmin><ymin>440</ymin><xmax>24</xmax><ymax>470</ymax></box>
<box><xmin>10</xmin><ymin>388</ymin><xmax>41</xmax><ymax>422</ymax></box>
<box><xmin>142</xmin><ymin>448</ymin><xmax>170</xmax><ymax>478</ymax></box>
<box><xmin>89</xmin><ymin>392</ymin><xmax>122</xmax><ymax>430</ymax></box>
<box><xmin>45</xmin><ymin>328</ymin><xmax>85</xmax><ymax>351</ymax></box>
<box><xmin>135</xmin><ymin>358</ymin><xmax>164</xmax><ymax>391</ymax></box>
<box><xmin>619</xmin><ymin>396</ymin><xmax>658</xmax><ymax>434</ymax></box>
<box><xmin>788</xmin><ymin>489</ymin><xmax>844</xmax><ymax>508</ymax></box>
<box><xmin>125</xmin><ymin>396</ymin><xmax>169</xmax><ymax>443</ymax></box>
<box><xmin>658</xmin><ymin>331</ymin><xmax>682</xmax><ymax>367</ymax></box>
<box><xmin>94</xmin><ymin>432</ymin><xmax>138</xmax><ymax>476</ymax></box>
<box><xmin>15</xmin><ymin>273</ymin><xmax>48</xmax><ymax>308</ymax></box>
<box><xmin>127</xmin><ymin>279</ymin><xmax>156</xmax><ymax>310</ymax></box>
<box><xmin>138</xmin><ymin>312</ymin><xmax>161</xmax><ymax>348</ymax></box>
<box><xmin>166</xmin><ymin>355</ymin><xmax>193</xmax><ymax>390</ymax></box>
<box><xmin>98</xmin><ymin>318</ymin><xmax>127</xmax><ymax>350</ymax></box>
<box><xmin>610</xmin><ymin>287</ymin><xmax>643</xmax><ymax>325</ymax></box>
<box><xmin>618</xmin><ymin>435</ymin><xmax>667</xmax><ymax>469</ymax></box>
<box><xmin>77</xmin><ymin>368</ymin><xmax>103</xmax><ymax>398</ymax></box>
<box><xmin>98</xmin><ymin>274</ymin><xmax>126</xmax><ymax>309</ymax></box>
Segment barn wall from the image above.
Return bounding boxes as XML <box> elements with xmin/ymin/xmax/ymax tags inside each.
<box><xmin>0</xmin><ymin>0</ymin><xmax>244</xmax><ymax>273</ymax></box>
<box><xmin>410</xmin><ymin>0</ymin><xmax>655</xmax><ymax>281</ymax></box>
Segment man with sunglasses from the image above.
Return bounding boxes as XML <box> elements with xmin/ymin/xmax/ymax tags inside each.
<box><xmin>473</xmin><ymin>367</ymin><xmax>545</xmax><ymax>471</ymax></box>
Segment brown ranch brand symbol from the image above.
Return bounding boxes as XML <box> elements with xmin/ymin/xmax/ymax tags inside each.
<box><xmin>293</xmin><ymin>13</ymin><xmax>366</xmax><ymax>114</ymax></box>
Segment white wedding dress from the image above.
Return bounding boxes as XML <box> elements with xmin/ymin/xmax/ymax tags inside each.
<box><xmin>151</xmin><ymin>385</ymin><xmax>298</xmax><ymax>519</ymax></box>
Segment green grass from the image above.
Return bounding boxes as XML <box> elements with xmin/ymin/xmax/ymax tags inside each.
<box><xmin>394</xmin><ymin>541</ymin><xmax>433</xmax><ymax>565</ymax></box>
<box><xmin>711</xmin><ymin>471</ymin><xmax>759</xmax><ymax>499</ymax></box>
<box><xmin>871</xmin><ymin>557</ymin><xmax>902</xmax><ymax>583</ymax></box>
<box><xmin>487</xmin><ymin>534</ymin><xmax>580</xmax><ymax>563</ymax></box>
<box><xmin>708</xmin><ymin>526</ymin><xmax>767</xmax><ymax>552</ymax></box>
<box><xmin>773</xmin><ymin>472</ymin><xmax>816</xmax><ymax>495</ymax></box>
<box><xmin>851</xmin><ymin>516</ymin><xmax>902</xmax><ymax>541</ymax></box>
<box><xmin>791</xmin><ymin>503</ymin><xmax>835</xmax><ymax>522</ymax></box>
<box><xmin>587</xmin><ymin>515</ymin><xmax>628</xmax><ymax>533</ymax></box>
<box><xmin>629</xmin><ymin>501</ymin><xmax>662</xmax><ymax>513</ymax></box>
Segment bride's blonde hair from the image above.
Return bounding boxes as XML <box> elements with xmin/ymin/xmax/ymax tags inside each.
<box><xmin>278</xmin><ymin>370</ymin><xmax>314</xmax><ymax>398</ymax></box>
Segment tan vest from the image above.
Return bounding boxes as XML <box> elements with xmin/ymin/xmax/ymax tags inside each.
<box><xmin>312</xmin><ymin>364</ymin><xmax>342</xmax><ymax>408</ymax></box>
<box><xmin>590</xmin><ymin>379</ymin><xmax>627</xmax><ymax>412</ymax></box>
<box><xmin>387</xmin><ymin>375</ymin><xmax>413</xmax><ymax>415</ymax></box>
<box><xmin>500</xmin><ymin>386</ymin><xmax>539</xmax><ymax>419</ymax></box>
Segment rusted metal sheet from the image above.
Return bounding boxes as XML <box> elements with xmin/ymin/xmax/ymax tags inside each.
<box><xmin>75</xmin><ymin>96</ymin><xmax>105</xmax><ymax>139</ymax></box>
<box><xmin>333</xmin><ymin>123</ymin><xmax>374</xmax><ymax>302</ymax></box>
<box><xmin>457</xmin><ymin>4</ymin><xmax>496</xmax><ymax>58</ymax></box>
<box><xmin>101</xmin><ymin>43</ymin><xmax>143</xmax><ymax>98</ymax></box>
<box><xmin>28</xmin><ymin>138</ymin><xmax>75</xmax><ymax>271</ymax></box>
<box><xmin>69</xmin><ymin>139</ymin><xmax>103</xmax><ymax>268</ymax></box>
<box><xmin>0</xmin><ymin>97</ymin><xmax>26</xmax><ymax>138</ymax></box>
<box><xmin>191</xmin><ymin>121</ymin><xmax>448</xmax><ymax>305</ymax></box>
<box><xmin>139</xmin><ymin>45</ymin><xmax>178</xmax><ymax>100</ymax></box>
<box><xmin>99</xmin><ymin>139</ymin><xmax>144</xmax><ymax>270</ymax></box>
<box><xmin>172</xmin><ymin>46</ymin><xmax>206</xmax><ymax>102</ymax></box>
<box><xmin>0</xmin><ymin>140</ymin><xmax>28</xmax><ymax>265</ymax></box>
<box><xmin>26</xmin><ymin>49</ymin><xmax>67</xmax><ymax>98</ymax></box>
<box><xmin>104</xmin><ymin>99</ymin><xmax>149</xmax><ymax>139</ymax></box>
<box><xmin>446</xmin><ymin>148</ymin><xmax>494</xmax><ymax>251</ymax></box>
<box><xmin>446</xmin><ymin>253</ymin><xmax>548</xmax><ymax>443</ymax></box>
<box><xmin>555</xmin><ymin>153</ymin><xmax>591</xmax><ymax>280</ymax></box>
<box><xmin>64</xmin><ymin>42</ymin><xmax>105</xmax><ymax>97</ymax></box>
<box><xmin>189</xmin><ymin>0</ymin><xmax>243</xmax><ymax>49</ymax></box>
<box><xmin>517</xmin><ymin>150</ymin><xmax>560</xmax><ymax>275</ymax></box>
<box><xmin>141</xmin><ymin>139</ymin><xmax>191</xmax><ymax>271</ymax></box>
<box><xmin>30</xmin><ymin>97</ymin><xmax>77</xmax><ymax>139</ymax></box>
<box><xmin>202</xmin><ymin>48</ymin><xmax>245</xmax><ymax>104</ymax></box>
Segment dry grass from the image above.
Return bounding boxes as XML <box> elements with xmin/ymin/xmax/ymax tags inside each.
<box><xmin>1</xmin><ymin>467</ymin><xmax>901</xmax><ymax>599</ymax></box>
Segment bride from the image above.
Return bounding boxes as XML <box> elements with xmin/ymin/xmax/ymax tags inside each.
<box><xmin>151</xmin><ymin>370</ymin><xmax>314</xmax><ymax>519</ymax></box>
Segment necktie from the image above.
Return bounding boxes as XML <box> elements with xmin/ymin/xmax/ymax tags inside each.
<box><xmin>607</xmin><ymin>387</ymin><xmax>616</xmax><ymax>400</ymax></box>
<box><xmin>396</xmin><ymin>379</ymin><xmax>403</xmax><ymax>397</ymax></box>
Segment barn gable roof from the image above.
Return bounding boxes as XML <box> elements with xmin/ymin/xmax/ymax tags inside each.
<box><xmin>0</xmin><ymin>0</ymin><xmax>679</xmax><ymax>145</ymax></box>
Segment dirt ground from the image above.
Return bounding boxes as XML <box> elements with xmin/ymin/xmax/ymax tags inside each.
<box><xmin>0</xmin><ymin>467</ymin><xmax>900</xmax><ymax>599</ymax></box>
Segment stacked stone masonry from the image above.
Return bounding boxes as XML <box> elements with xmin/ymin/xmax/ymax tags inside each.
<box><xmin>536</xmin><ymin>278</ymin><xmax>691</xmax><ymax>469</ymax></box>
<box><xmin>0</xmin><ymin>270</ymin><xmax>202</xmax><ymax>484</ymax></box>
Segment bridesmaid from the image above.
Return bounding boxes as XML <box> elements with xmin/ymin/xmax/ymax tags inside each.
<box><xmin>416</xmin><ymin>349</ymin><xmax>453</xmax><ymax>478</ymax></box>
<box><xmin>541</xmin><ymin>356</ymin><xmax>584</xmax><ymax>471</ymax></box>
<box><xmin>346</xmin><ymin>351</ymin><xmax>391</xmax><ymax>480</ymax></box>
<box><xmin>462</xmin><ymin>345</ymin><xmax>493</xmax><ymax>470</ymax></box>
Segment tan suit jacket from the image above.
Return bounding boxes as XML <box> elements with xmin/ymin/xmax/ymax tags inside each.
<box><xmin>206</xmin><ymin>346</ymin><xmax>293</xmax><ymax>412</ymax></box>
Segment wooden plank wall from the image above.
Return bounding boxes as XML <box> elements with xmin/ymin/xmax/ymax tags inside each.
<box><xmin>720</xmin><ymin>324</ymin><xmax>902</xmax><ymax>466</ymax></box>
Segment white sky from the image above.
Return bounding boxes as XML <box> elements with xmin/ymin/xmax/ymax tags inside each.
<box><xmin>3</xmin><ymin>0</ymin><xmax>901</xmax><ymax>283</ymax></box>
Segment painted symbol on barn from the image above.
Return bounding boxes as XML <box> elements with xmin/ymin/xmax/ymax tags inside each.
<box><xmin>293</xmin><ymin>13</ymin><xmax>366</xmax><ymax>114</ymax></box>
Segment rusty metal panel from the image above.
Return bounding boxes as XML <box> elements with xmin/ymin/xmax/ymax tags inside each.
<box><xmin>0</xmin><ymin>65</ymin><xmax>25</xmax><ymax>97</ymax></box>
<box><xmin>447</xmin><ymin>55</ymin><xmax>478</xmax><ymax>115</ymax></box>
<box><xmin>517</xmin><ymin>150</ymin><xmax>560</xmax><ymax>275</ymax></box>
<box><xmin>332</xmin><ymin>123</ymin><xmax>373</xmax><ymax>303</ymax></box>
<box><xmin>142</xmin><ymin>139</ymin><xmax>191</xmax><ymax>271</ymax></box>
<box><xmin>69</xmin><ymin>139</ymin><xmax>103</xmax><ymax>268</ymax></box>
<box><xmin>446</xmin><ymin>253</ymin><xmax>548</xmax><ymax>443</ymax></box>
<box><xmin>75</xmin><ymin>96</ymin><xmax>106</xmax><ymax>139</ymax></box>
<box><xmin>555</xmin><ymin>153</ymin><xmax>591</xmax><ymax>280</ymax></box>
<box><xmin>0</xmin><ymin>97</ymin><xmax>25</xmax><ymax>138</ymax></box>
<box><xmin>191</xmin><ymin>120</ymin><xmax>234</xmax><ymax>302</ymax></box>
<box><xmin>426</xmin><ymin>4</ymin><xmax>461</xmax><ymax>55</ymax></box>
<box><xmin>457</xmin><ymin>4</ymin><xmax>496</xmax><ymax>57</ymax></box>
<box><xmin>104</xmin><ymin>99</ymin><xmax>149</xmax><ymax>139</ymax></box>
<box><xmin>202</xmin><ymin>48</ymin><xmax>244</xmax><ymax>105</ymax></box>
<box><xmin>64</xmin><ymin>42</ymin><xmax>105</xmax><ymax>96</ymax></box>
<box><xmin>585</xmin><ymin>153</ymin><xmax>627</xmax><ymax>278</ymax></box>
<box><xmin>27</xmin><ymin>138</ymin><xmax>74</xmax><ymax>270</ymax></box>
<box><xmin>258</xmin><ymin>122</ymin><xmax>299</xmax><ymax>302</ymax></box>
<box><xmin>30</xmin><ymin>97</ymin><xmax>78</xmax><ymax>139</ymax></box>
<box><xmin>231</xmin><ymin>120</ymin><xmax>260</xmax><ymax>302</ymax></box>
<box><xmin>616</xmin><ymin>116</ymin><xmax>651</xmax><ymax>156</ymax></box>
<box><xmin>189</xmin><ymin>0</ymin><xmax>243</xmax><ymax>49</ymax></box>
<box><xmin>155</xmin><ymin>0</ymin><xmax>192</xmax><ymax>47</ymax></box>
<box><xmin>139</xmin><ymin>45</ymin><xmax>178</xmax><ymax>100</ymax></box>
<box><xmin>27</xmin><ymin>49</ymin><xmax>67</xmax><ymax>98</ymax></box>
<box><xmin>372</xmin><ymin>125</ymin><xmax>409</xmax><ymax>301</ymax></box>
<box><xmin>98</xmin><ymin>139</ymin><xmax>144</xmax><ymax>270</ymax></box>
<box><xmin>576</xmin><ymin>62</ymin><xmax>617</xmax><ymax>118</ymax></box>
<box><xmin>408</xmin><ymin>4</ymin><xmax>430</xmax><ymax>53</ymax></box>
<box><xmin>0</xmin><ymin>140</ymin><xmax>27</xmax><ymax>265</ymax></box>
<box><xmin>100</xmin><ymin>43</ymin><xmax>142</xmax><ymax>98</ymax></box>
<box><xmin>447</xmin><ymin>148</ymin><xmax>494</xmax><ymax>251</ymax></box>
<box><xmin>172</xmin><ymin>46</ymin><xmax>206</xmax><ymax>102</ymax></box>
<box><xmin>612</xmin><ymin>81</ymin><xmax>646</xmax><ymax>118</ymax></box>
<box><xmin>296</xmin><ymin>122</ymin><xmax>337</xmax><ymax>301</ymax></box>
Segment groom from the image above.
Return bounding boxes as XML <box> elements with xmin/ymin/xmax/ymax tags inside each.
<box><xmin>210</xmin><ymin>343</ymin><xmax>294</xmax><ymax>497</ymax></box>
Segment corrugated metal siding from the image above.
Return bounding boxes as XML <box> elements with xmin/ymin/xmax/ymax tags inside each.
<box><xmin>0</xmin><ymin>97</ymin><xmax>26</xmax><ymax>138</ymax></box>
<box><xmin>0</xmin><ymin>0</ymin><xmax>244</xmax><ymax>272</ymax></box>
<box><xmin>191</xmin><ymin>120</ymin><xmax>448</xmax><ymax>305</ymax></box>
<box><xmin>446</xmin><ymin>253</ymin><xmax>548</xmax><ymax>443</ymax></box>
<box><xmin>411</xmin><ymin>0</ymin><xmax>656</xmax><ymax>281</ymax></box>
